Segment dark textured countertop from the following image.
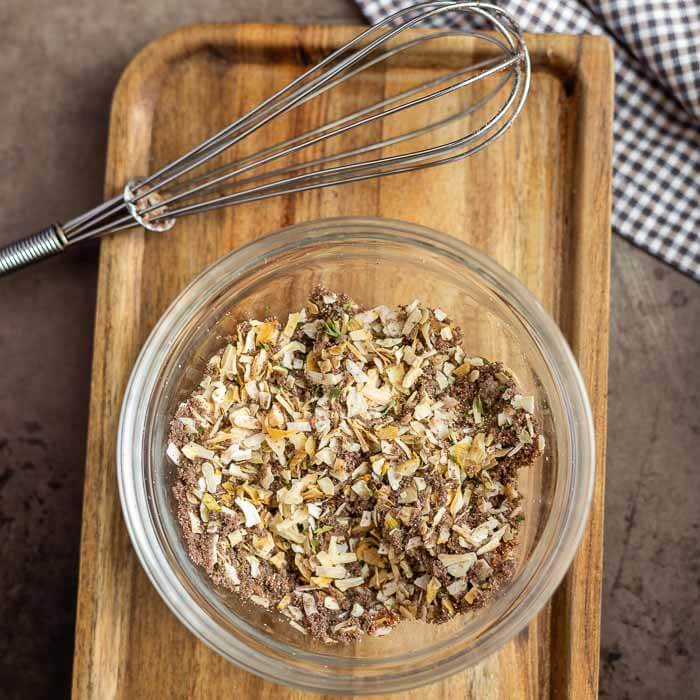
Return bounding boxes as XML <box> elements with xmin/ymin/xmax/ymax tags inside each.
<box><xmin>0</xmin><ymin>2</ymin><xmax>697</xmax><ymax>698</ymax></box>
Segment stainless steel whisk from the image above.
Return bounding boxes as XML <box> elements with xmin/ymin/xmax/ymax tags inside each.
<box><xmin>0</xmin><ymin>1</ymin><xmax>530</xmax><ymax>277</ymax></box>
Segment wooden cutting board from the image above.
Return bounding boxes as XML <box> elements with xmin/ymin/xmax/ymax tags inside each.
<box><xmin>72</xmin><ymin>23</ymin><xmax>613</xmax><ymax>699</ymax></box>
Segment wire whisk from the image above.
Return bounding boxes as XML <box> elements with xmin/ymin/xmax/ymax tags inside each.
<box><xmin>0</xmin><ymin>1</ymin><xmax>530</xmax><ymax>277</ymax></box>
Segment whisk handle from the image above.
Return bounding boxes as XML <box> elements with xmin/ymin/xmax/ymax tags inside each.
<box><xmin>0</xmin><ymin>225</ymin><xmax>67</xmax><ymax>278</ymax></box>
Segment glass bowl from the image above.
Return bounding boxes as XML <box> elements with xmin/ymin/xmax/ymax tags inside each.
<box><xmin>118</xmin><ymin>216</ymin><xmax>594</xmax><ymax>695</ymax></box>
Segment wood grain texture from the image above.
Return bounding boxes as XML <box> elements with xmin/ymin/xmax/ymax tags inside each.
<box><xmin>71</xmin><ymin>23</ymin><xmax>613</xmax><ymax>699</ymax></box>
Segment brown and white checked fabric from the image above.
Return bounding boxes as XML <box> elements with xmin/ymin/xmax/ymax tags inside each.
<box><xmin>354</xmin><ymin>1</ymin><xmax>700</xmax><ymax>281</ymax></box>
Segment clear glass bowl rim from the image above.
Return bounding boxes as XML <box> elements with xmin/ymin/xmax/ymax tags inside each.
<box><xmin>117</xmin><ymin>216</ymin><xmax>595</xmax><ymax>695</ymax></box>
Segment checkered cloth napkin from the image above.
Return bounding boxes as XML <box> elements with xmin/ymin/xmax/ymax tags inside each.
<box><xmin>353</xmin><ymin>1</ymin><xmax>700</xmax><ymax>280</ymax></box>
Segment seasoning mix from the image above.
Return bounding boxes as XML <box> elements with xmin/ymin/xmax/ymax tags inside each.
<box><xmin>168</xmin><ymin>289</ymin><xmax>544</xmax><ymax>643</ymax></box>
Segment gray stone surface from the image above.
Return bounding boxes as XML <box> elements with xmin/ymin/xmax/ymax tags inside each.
<box><xmin>601</xmin><ymin>243</ymin><xmax>699</xmax><ymax>699</ymax></box>
<box><xmin>0</xmin><ymin>1</ymin><xmax>696</xmax><ymax>698</ymax></box>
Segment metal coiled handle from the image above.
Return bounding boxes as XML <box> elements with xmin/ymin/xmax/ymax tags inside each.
<box><xmin>0</xmin><ymin>225</ymin><xmax>67</xmax><ymax>277</ymax></box>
